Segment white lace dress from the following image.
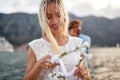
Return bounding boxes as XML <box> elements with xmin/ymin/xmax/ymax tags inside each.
<box><xmin>29</xmin><ymin>36</ymin><xmax>82</xmax><ymax>80</ymax></box>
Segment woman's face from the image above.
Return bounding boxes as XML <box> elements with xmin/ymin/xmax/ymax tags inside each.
<box><xmin>46</xmin><ymin>3</ymin><xmax>62</xmax><ymax>35</ymax></box>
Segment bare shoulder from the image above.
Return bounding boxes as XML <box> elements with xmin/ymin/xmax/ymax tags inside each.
<box><xmin>28</xmin><ymin>47</ymin><xmax>36</xmax><ymax>61</ymax></box>
<box><xmin>29</xmin><ymin>38</ymin><xmax>43</xmax><ymax>45</ymax></box>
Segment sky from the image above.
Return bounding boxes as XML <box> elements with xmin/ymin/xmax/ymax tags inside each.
<box><xmin>0</xmin><ymin>0</ymin><xmax>120</xmax><ymax>19</ymax></box>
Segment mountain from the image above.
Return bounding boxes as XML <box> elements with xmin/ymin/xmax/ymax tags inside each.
<box><xmin>78</xmin><ymin>16</ymin><xmax>120</xmax><ymax>46</ymax></box>
<box><xmin>0</xmin><ymin>13</ymin><xmax>120</xmax><ymax>46</ymax></box>
<box><xmin>0</xmin><ymin>13</ymin><xmax>41</xmax><ymax>46</ymax></box>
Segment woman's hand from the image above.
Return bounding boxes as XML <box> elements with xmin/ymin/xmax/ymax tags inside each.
<box><xmin>74</xmin><ymin>61</ymin><xmax>91</xmax><ymax>80</ymax></box>
<box><xmin>36</xmin><ymin>55</ymin><xmax>59</xmax><ymax>70</ymax></box>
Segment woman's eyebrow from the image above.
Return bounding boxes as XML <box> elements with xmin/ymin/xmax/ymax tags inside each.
<box><xmin>56</xmin><ymin>12</ymin><xmax>60</xmax><ymax>14</ymax></box>
<box><xmin>46</xmin><ymin>12</ymin><xmax>60</xmax><ymax>15</ymax></box>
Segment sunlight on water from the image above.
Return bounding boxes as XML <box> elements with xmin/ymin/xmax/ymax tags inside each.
<box><xmin>0</xmin><ymin>47</ymin><xmax>120</xmax><ymax>80</ymax></box>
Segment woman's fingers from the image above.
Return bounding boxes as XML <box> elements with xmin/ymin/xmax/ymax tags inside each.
<box><xmin>42</xmin><ymin>61</ymin><xmax>53</xmax><ymax>69</ymax></box>
<box><xmin>51</xmin><ymin>62</ymin><xmax>60</xmax><ymax>68</ymax></box>
<box><xmin>74</xmin><ymin>61</ymin><xmax>91</xmax><ymax>80</ymax></box>
<box><xmin>42</xmin><ymin>62</ymin><xmax>59</xmax><ymax>70</ymax></box>
<box><xmin>37</xmin><ymin>55</ymin><xmax>52</xmax><ymax>69</ymax></box>
<box><xmin>84</xmin><ymin>72</ymin><xmax>91</xmax><ymax>80</ymax></box>
<box><xmin>74</xmin><ymin>66</ymin><xmax>81</xmax><ymax>76</ymax></box>
<box><xmin>38</xmin><ymin>55</ymin><xmax>60</xmax><ymax>70</ymax></box>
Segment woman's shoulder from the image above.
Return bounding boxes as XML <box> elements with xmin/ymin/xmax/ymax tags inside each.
<box><xmin>28</xmin><ymin>37</ymin><xmax>49</xmax><ymax>61</ymax></box>
<box><xmin>66</xmin><ymin>36</ymin><xmax>83</xmax><ymax>48</ymax></box>
<box><xmin>28</xmin><ymin>37</ymin><xmax>45</xmax><ymax>47</ymax></box>
<box><xmin>69</xmin><ymin>36</ymin><xmax>83</xmax><ymax>44</ymax></box>
<box><xmin>29</xmin><ymin>38</ymin><xmax>43</xmax><ymax>44</ymax></box>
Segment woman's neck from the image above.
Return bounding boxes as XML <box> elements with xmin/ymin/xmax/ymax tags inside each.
<box><xmin>44</xmin><ymin>33</ymin><xmax>68</xmax><ymax>46</ymax></box>
<box><xmin>53</xmin><ymin>34</ymin><xmax>68</xmax><ymax>46</ymax></box>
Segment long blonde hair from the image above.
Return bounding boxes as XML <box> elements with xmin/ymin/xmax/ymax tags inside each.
<box><xmin>38</xmin><ymin>0</ymin><xmax>69</xmax><ymax>54</ymax></box>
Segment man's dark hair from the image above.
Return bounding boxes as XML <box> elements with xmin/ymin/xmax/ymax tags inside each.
<box><xmin>69</xmin><ymin>19</ymin><xmax>82</xmax><ymax>30</ymax></box>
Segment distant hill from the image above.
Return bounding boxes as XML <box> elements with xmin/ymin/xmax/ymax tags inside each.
<box><xmin>69</xmin><ymin>13</ymin><xmax>120</xmax><ymax>46</ymax></box>
<box><xmin>0</xmin><ymin>13</ymin><xmax>41</xmax><ymax>46</ymax></box>
<box><xmin>0</xmin><ymin>13</ymin><xmax>120</xmax><ymax>46</ymax></box>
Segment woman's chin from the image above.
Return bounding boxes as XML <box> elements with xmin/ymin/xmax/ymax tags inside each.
<box><xmin>52</xmin><ymin>27</ymin><xmax>60</xmax><ymax>33</ymax></box>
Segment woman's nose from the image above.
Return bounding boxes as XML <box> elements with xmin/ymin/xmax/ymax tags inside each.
<box><xmin>52</xmin><ymin>16</ymin><xmax>57</xmax><ymax>23</ymax></box>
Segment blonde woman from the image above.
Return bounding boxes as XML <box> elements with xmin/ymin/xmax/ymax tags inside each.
<box><xmin>24</xmin><ymin>0</ymin><xmax>91</xmax><ymax>80</ymax></box>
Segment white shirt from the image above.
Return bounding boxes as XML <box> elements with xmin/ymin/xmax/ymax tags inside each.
<box><xmin>29</xmin><ymin>36</ymin><xmax>82</xmax><ymax>80</ymax></box>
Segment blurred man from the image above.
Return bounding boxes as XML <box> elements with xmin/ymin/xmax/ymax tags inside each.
<box><xmin>69</xmin><ymin>19</ymin><xmax>91</xmax><ymax>51</ymax></box>
<box><xmin>69</xmin><ymin>19</ymin><xmax>92</xmax><ymax>64</ymax></box>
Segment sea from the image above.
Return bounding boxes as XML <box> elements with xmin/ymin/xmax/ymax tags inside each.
<box><xmin>0</xmin><ymin>51</ymin><xmax>27</xmax><ymax>80</ymax></box>
<box><xmin>0</xmin><ymin>47</ymin><xmax>120</xmax><ymax>80</ymax></box>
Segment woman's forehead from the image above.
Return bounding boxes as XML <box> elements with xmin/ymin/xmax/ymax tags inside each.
<box><xmin>46</xmin><ymin>3</ymin><xmax>60</xmax><ymax>14</ymax></box>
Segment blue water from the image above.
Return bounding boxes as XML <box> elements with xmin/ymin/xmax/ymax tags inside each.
<box><xmin>0</xmin><ymin>51</ymin><xmax>27</xmax><ymax>80</ymax></box>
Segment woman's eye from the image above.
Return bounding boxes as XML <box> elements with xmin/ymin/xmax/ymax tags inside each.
<box><xmin>56</xmin><ymin>14</ymin><xmax>61</xmax><ymax>18</ymax></box>
<box><xmin>47</xmin><ymin>16</ymin><xmax>52</xmax><ymax>19</ymax></box>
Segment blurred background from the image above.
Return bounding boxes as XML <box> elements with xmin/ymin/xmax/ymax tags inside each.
<box><xmin>0</xmin><ymin>0</ymin><xmax>120</xmax><ymax>80</ymax></box>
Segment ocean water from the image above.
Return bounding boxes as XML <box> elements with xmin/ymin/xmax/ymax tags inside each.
<box><xmin>0</xmin><ymin>47</ymin><xmax>120</xmax><ymax>80</ymax></box>
<box><xmin>0</xmin><ymin>51</ymin><xmax>27</xmax><ymax>80</ymax></box>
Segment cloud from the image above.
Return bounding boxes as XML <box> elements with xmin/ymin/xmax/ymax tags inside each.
<box><xmin>69</xmin><ymin>1</ymin><xmax>120</xmax><ymax>19</ymax></box>
<box><xmin>0</xmin><ymin>0</ymin><xmax>120</xmax><ymax>19</ymax></box>
<box><xmin>1</xmin><ymin>0</ymin><xmax>40</xmax><ymax>13</ymax></box>
<box><xmin>63</xmin><ymin>0</ymin><xmax>81</xmax><ymax>11</ymax></box>
<box><xmin>69</xmin><ymin>2</ymin><xmax>95</xmax><ymax>17</ymax></box>
<box><xmin>92</xmin><ymin>3</ymin><xmax>120</xmax><ymax>19</ymax></box>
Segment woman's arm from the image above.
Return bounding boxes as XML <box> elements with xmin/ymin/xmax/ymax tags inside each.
<box><xmin>23</xmin><ymin>47</ymin><xmax>43</xmax><ymax>80</ymax></box>
<box><xmin>24</xmin><ymin>47</ymin><xmax>54</xmax><ymax>80</ymax></box>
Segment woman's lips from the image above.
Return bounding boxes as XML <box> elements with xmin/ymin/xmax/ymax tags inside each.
<box><xmin>52</xmin><ymin>24</ymin><xmax>59</xmax><ymax>28</ymax></box>
<box><xmin>51</xmin><ymin>24</ymin><xmax>59</xmax><ymax>30</ymax></box>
